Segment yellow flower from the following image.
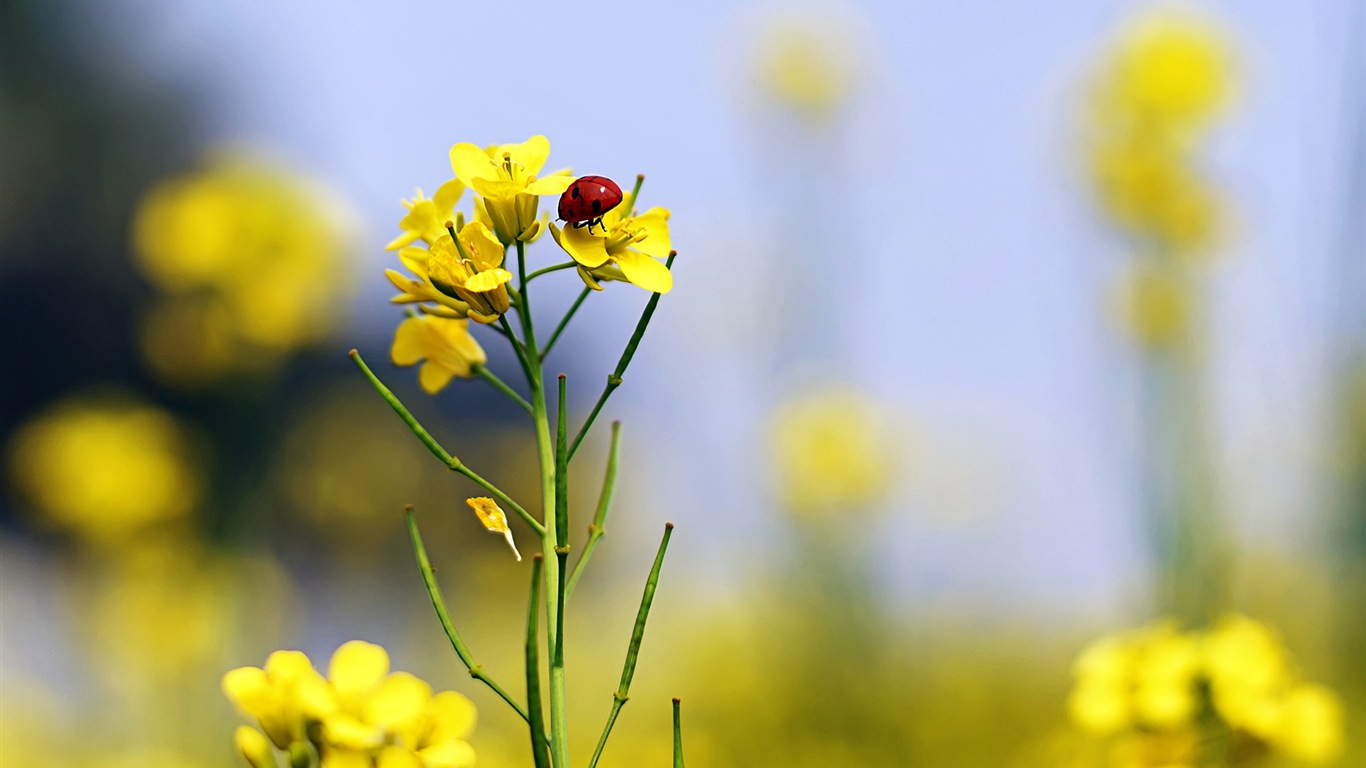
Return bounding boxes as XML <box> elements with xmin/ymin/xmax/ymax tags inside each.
<box><xmin>1092</xmin><ymin>9</ymin><xmax>1233</xmax><ymax>135</ymax></box>
<box><xmin>132</xmin><ymin>154</ymin><xmax>355</xmax><ymax>384</ymax></box>
<box><xmin>550</xmin><ymin>205</ymin><xmax>674</xmax><ymax>294</ymax></box>
<box><xmin>450</xmin><ymin>136</ymin><xmax>574</xmax><ymax>245</ymax></box>
<box><xmin>764</xmin><ymin>385</ymin><xmax>901</xmax><ymax>518</ymax></box>
<box><xmin>223</xmin><ymin>650</ymin><xmax>335</xmax><ymax>749</ymax></box>
<box><xmin>1069</xmin><ymin>636</ymin><xmax>1135</xmax><ymax>734</ymax></box>
<box><xmin>319</xmin><ymin>641</ymin><xmax>477</xmax><ymax>768</ymax></box>
<box><xmin>752</xmin><ymin>12</ymin><xmax>864</xmax><ymax>123</ymax></box>
<box><xmin>386</xmin><ymin>180</ymin><xmax>466</xmax><ymax>250</ymax></box>
<box><xmin>8</xmin><ymin>395</ymin><xmax>203</xmax><ymax>542</ymax></box>
<box><xmin>390</xmin><ymin>315</ymin><xmax>487</xmax><ymax>394</ymax></box>
<box><xmin>387</xmin><ymin>221</ymin><xmax>512</xmax><ymax>323</ymax></box>
<box><xmin>466</xmin><ymin>497</ymin><xmax>521</xmax><ymax>560</ymax></box>
<box><xmin>1270</xmin><ymin>683</ymin><xmax>1344</xmax><ymax>763</ymax></box>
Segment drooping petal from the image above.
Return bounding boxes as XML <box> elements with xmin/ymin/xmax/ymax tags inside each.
<box><xmin>628</xmin><ymin>208</ymin><xmax>673</xmax><ymax>258</ymax></box>
<box><xmin>398</xmin><ymin>246</ymin><xmax>430</xmax><ymax>276</ymax></box>
<box><xmin>419</xmin><ymin>362</ymin><xmax>459</xmax><ymax>394</ymax></box>
<box><xmin>365</xmin><ymin>672</ymin><xmax>433</xmax><ymax>731</ymax></box>
<box><xmin>614</xmin><ymin>250</ymin><xmax>673</xmax><ymax>294</ymax></box>
<box><xmin>553</xmin><ymin>222</ymin><xmax>611</xmax><ymax>268</ymax></box>
<box><xmin>464</xmin><ymin>268</ymin><xmax>512</xmax><ymax>293</ymax></box>
<box><xmin>329</xmin><ymin>640</ymin><xmax>391</xmax><ymax>702</ymax></box>
<box><xmin>450</xmin><ymin>143</ymin><xmax>497</xmax><ymax>188</ymax></box>
<box><xmin>391</xmin><ymin>318</ymin><xmax>428</xmax><ymax>366</ymax></box>
<box><xmin>524</xmin><ymin>174</ymin><xmax>575</xmax><ymax>195</ymax></box>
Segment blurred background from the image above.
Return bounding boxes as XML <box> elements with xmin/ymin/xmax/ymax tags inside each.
<box><xmin>1</xmin><ymin>0</ymin><xmax>1362</xmax><ymax>765</ymax></box>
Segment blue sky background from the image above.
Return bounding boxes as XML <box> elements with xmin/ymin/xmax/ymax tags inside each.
<box><xmin>80</xmin><ymin>0</ymin><xmax>1365</xmax><ymax>617</ymax></box>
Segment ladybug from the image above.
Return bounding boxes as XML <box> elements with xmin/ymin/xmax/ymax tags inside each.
<box><xmin>558</xmin><ymin>175</ymin><xmax>623</xmax><ymax>234</ymax></box>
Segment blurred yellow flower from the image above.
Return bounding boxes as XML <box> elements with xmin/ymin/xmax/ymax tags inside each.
<box><xmin>550</xmin><ymin>205</ymin><xmax>674</xmax><ymax>294</ymax></box>
<box><xmin>450</xmin><ymin>135</ymin><xmax>574</xmax><ymax>245</ymax></box>
<box><xmin>226</xmin><ymin>641</ymin><xmax>477</xmax><ymax>768</ymax></box>
<box><xmin>224</xmin><ymin>649</ymin><xmax>335</xmax><ymax>749</ymax></box>
<box><xmin>386</xmin><ymin>180</ymin><xmax>466</xmax><ymax>250</ymax></box>
<box><xmin>1068</xmin><ymin>614</ymin><xmax>1344</xmax><ymax>764</ymax></box>
<box><xmin>8</xmin><ymin>395</ymin><xmax>202</xmax><ymax>542</ymax></box>
<box><xmin>765</xmin><ymin>385</ymin><xmax>902</xmax><ymax>518</ymax></box>
<box><xmin>236</xmin><ymin>725</ymin><xmax>275</xmax><ymax>768</ymax></box>
<box><xmin>752</xmin><ymin>11</ymin><xmax>864</xmax><ymax>123</ymax></box>
<box><xmin>1110</xmin><ymin>260</ymin><xmax>1194</xmax><ymax>349</ymax></box>
<box><xmin>132</xmin><ymin>154</ymin><xmax>355</xmax><ymax>386</ymax></box>
<box><xmin>466</xmin><ymin>496</ymin><xmax>521</xmax><ymax>561</ymax></box>
<box><xmin>390</xmin><ymin>315</ymin><xmax>487</xmax><ymax>394</ymax></box>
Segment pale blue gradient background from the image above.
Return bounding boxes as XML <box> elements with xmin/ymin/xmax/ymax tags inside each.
<box><xmin>90</xmin><ymin>0</ymin><xmax>1364</xmax><ymax>616</ymax></box>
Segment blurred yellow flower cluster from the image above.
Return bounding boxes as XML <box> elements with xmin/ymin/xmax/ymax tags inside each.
<box><xmin>1086</xmin><ymin>8</ymin><xmax>1233</xmax><ymax>254</ymax></box>
<box><xmin>7</xmin><ymin>394</ymin><xmax>203</xmax><ymax>543</ymax></box>
<box><xmin>1086</xmin><ymin>9</ymin><xmax>1235</xmax><ymax>350</ymax></box>
<box><xmin>766</xmin><ymin>385</ymin><xmax>902</xmax><ymax>520</ymax></box>
<box><xmin>1069</xmin><ymin>615</ymin><xmax>1344</xmax><ymax>765</ymax></box>
<box><xmin>384</xmin><ymin>135</ymin><xmax>674</xmax><ymax>393</ymax></box>
<box><xmin>225</xmin><ymin>640</ymin><xmax>477</xmax><ymax>768</ymax></box>
<box><xmin>132</xmin><ymin>154</ymin><xmax>354</xmax><ymax>387</ymax></box>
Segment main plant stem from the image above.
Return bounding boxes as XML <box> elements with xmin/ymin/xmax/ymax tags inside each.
<box><xmin>518</xmin><ymin>239</ymin><xmax>571</xmax><ymax>768</ymax></box>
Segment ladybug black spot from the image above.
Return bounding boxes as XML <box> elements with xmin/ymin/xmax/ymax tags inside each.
<box><xmin>571</xmin><ymin>186</ymin><xmax>581</xmax><ymax>200</ymax></box>
<box><xmin>591</xmin><ymin>199</ymin><xmax>602</xmax><ymax>214</ymax></box>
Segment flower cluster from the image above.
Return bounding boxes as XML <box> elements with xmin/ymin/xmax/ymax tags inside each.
<box><xmin>383</xmin><ymin>135</ymin><xmax>674</xmax><ymax>393</ymax></box>
<box><xmin>224</xmin><ymin>641</ymin><xmax>476</xmax><ymax>768</ymax></box>
<box><xmin>1084</xmin><ymin>9</ymin><xmax>1234</xmax><ymax>349</ymax></box>
<box><xmin>132</xmin><ymin>155</ymin><xmax>354</xmax><ymax>387</ymax></box>
<box><xmin>1068</xmin><ymin>615</ymin><xmax>1344</xmax><ymax>765</ymax></box>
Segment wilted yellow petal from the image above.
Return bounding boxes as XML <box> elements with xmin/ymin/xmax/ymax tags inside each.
<box><xmin>466</xmin><ymin>497</ymin><xmax>521</xmax><ymax>560</ymax></box>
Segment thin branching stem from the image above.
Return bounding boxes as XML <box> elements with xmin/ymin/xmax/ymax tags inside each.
<box><xmin>542</xmin><ymin>287</ymin><xmax>592</xmax><ymax>361</ymax></box>
<box><xmin>474</xmin><ymin>364</ymin><xmax>533</xmax><ymax>415</ymax></box>
<box><xmin>526</xmin><ymin>555</ymin><xmax>552</xmax><ymax>768</ymax></box>
<box><xmin>566</xmin><ymin>421</ymin><xmax>621</xmax><ymax>599</ymax></box>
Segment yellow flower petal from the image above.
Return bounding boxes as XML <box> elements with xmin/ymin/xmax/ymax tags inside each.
<box><xmin>524</xmin><ymin>174</ymin><xmax>575</xmax><ymax>195</ymax></box>
<box><xmin>432</xmin><ymin>178</ymin><xmax>465</xmax><ymax>213</ymax></box>
<box><xmin>500</xmin><ymin>135</ymin><xmax>550</xmax><ymax>177</ymax></box>
<box><xmin>416</xmin><ymin>741</ymin><xmax>477</xmax><ymax>768</ymax></box>
<box><xmin>464</xmin><ymin>268</ymin><xmax>512</xmax><ymax>293</ymax></box>
<box><xmin>614</xmin><ymin>250</ymin><xmax>673</xmax><ymax>294</ymax></box>
<box><xmin>265</xmin><ymin>650</ymin><xmax>318</xmax><ymax>683</ymax></box>
<box><xmin>466</xmin><ymin>497</ymin><xmax>521</xmax><ymax>560</ymax></box>
<box><xmin>323</xmin><ymin>712</ymin><xmax>386</xmax><ymax>750</ymax></box>
<box><xmin>449</xmin><ymin>143</ymin><xmax>496</xmax><ymax>188</ymax></box>
<box><xmin>222</xmin><ymin>666</ymin><xmax>271</xmax><ymax>713</ymax></box>
<box><xmin>386</xmin><ymin>231</ymin><xmax>420</xmax><ymax>251</ymax></box>
<box><xmin>419</xmin><ymin>362</ymin><xmax>459</xmax><ymax>395</ymax></box>
<box><xmin>235</xmin><ymin>726</ymin><xmax>275</xmax><ymax>768</ymax></box>
<box><xmin>321</xmin><ymin>748</ymin><xmax>376</xmax><ymax>768</ymax></box>
<box><xmin>391</xmin><ymin>318</ymin><xmax>428</xmax><ymax>366</ymax></box>
<box><xmin>457</xmin><ymin>221</ymin><xmax>505</xmax><ymax>270</ymax></box>
<box><xmin>329</xmin><ymin>640</ymin><xmax>390</xmax><ymax>701</ymax></box>
<box><xmin>425</xmin><ymin>691</ymin><xmax>478</xmax><ymax>744</ymax></box>
<box><xmin>365</xmin><ymin>672</ymin><xmax>433</xmax><ymax>731</ymax></box>
<box><xmin>555</xmin><ymin>222</ymin><xmax>612</xmax><ymax>268</ymax></box>
<box><xmin>377</xmin><ymin>746</ymin><xmax>424</xmax><ymax>768</ymax></box>
<box><xmin>628</xmin><ymin>208</ymin><xmax>673</xmax><ymax>258</ymax></box>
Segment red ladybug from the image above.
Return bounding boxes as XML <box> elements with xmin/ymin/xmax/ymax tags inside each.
<box><xmin>558</xmin><ymin>175</ymin><xmax>623</xmax><ymax>234</ymax></box>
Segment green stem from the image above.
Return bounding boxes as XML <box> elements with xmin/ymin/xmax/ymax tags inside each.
<box><xmin>567</xmin><ymin>421</ymin><xmax>622</xmax><ymax>599</ymax></box>
<box><xmin>587</xmin><ymin>523</ymin><xmax>674</xmax><ymax>768</ymax></box>
<box><xmin>527</xmin><ymin>261</ymin><xmax>578</xmax><ymax>282</ymax></box>
<box><xmin>568</xmin><ymin>252</ymin><xmax>675</xmax><ymax>461</ymax></box>
<box><xmin>474</xmin><ymin>364</ymin><xmax>533</xmax><ymax>415</ymax></box>
<box><xmin>542</xmin><ymin>287</ymin><xmax>593</xmax><ymax>361</ymax></box>
<box><xmin>672</xmin><ymin>698</ymin><xmax>685</xmax><ymax>768</ymax></box>
<box><xmin>526</xmin><ymin>555</ymin><xmax>552</xmax><ymax>768</ymax></box>
<box><xmin>405</xmin><ymin>507</ymin><xmax>530</xmax><ymax>723</ymax></box>
<box><xmin>499</xmin><ymin>315</ymin><xmax>535</xmax><ymax>385</ymax></box>
<box><xmin>350</xmin><ymin>350</ymin><xmax>544</xmax><ymax>537</ymax></box>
